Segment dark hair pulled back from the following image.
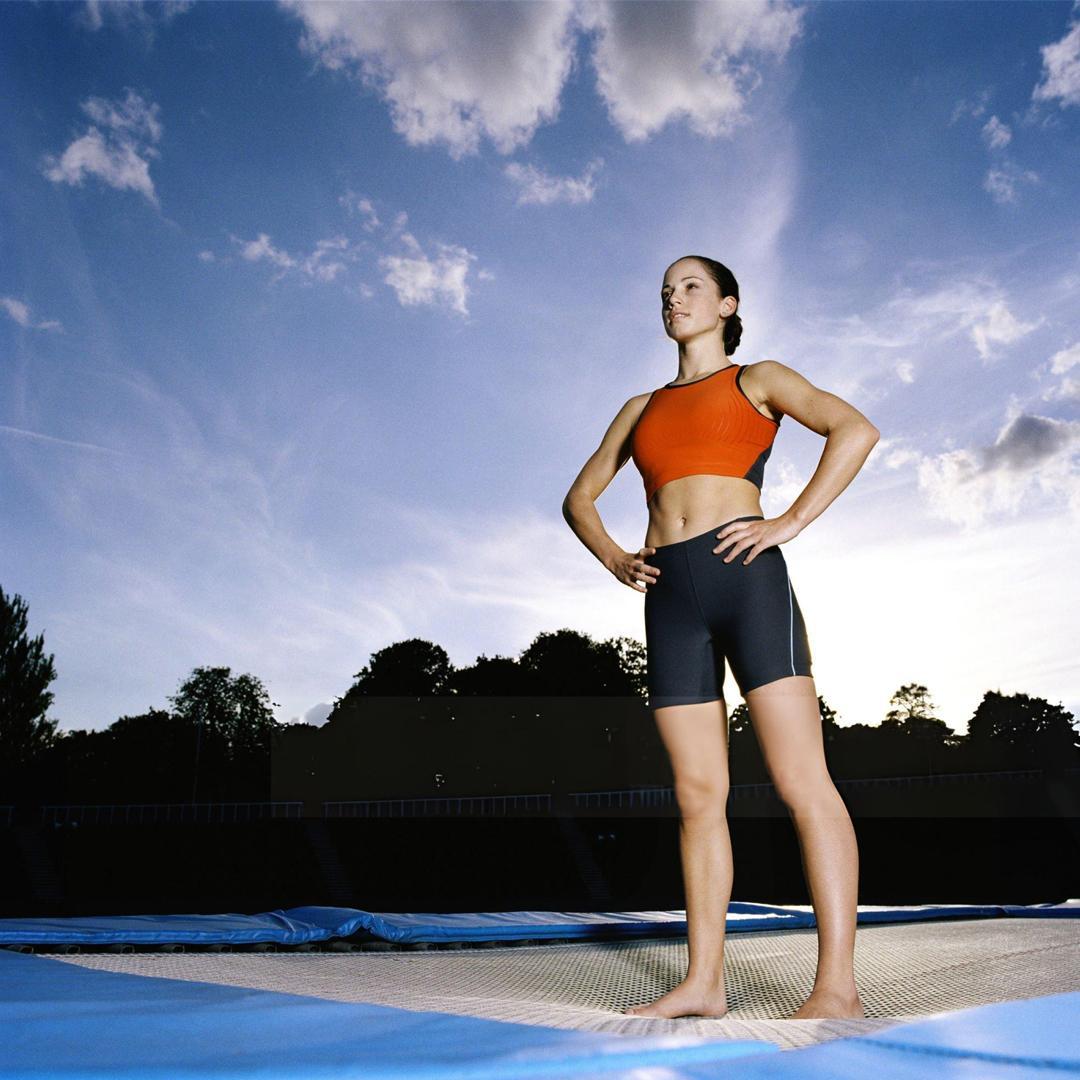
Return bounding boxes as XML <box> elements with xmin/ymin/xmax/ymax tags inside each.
<box><xmin>673</xmin><ymin>255</ymin><xmax>743</xmax><ymax>357</ymax></box>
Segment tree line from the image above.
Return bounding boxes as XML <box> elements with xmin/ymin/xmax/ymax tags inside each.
<box><xmin>2</xmin><ymin>585</ymin><xmax>1077</xmax><ymax>808</ymax></box>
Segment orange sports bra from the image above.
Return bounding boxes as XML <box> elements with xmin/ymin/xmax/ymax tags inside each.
<box><xmin>630</xmin><ymin>363</ymin><xmax>780</xmax><ymax>504</ymax></box>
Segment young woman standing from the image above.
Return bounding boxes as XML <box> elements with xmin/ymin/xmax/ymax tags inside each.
<box><xmin>562</xmin><ymin>255</ymin><xmax>878</xmax><ymax>1019</ymax></box>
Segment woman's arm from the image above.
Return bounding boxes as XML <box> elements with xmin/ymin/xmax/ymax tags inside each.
<box><xmin>563</xmin><ymin>393</ymin><xmax>650</xmax><ymax>572</ymax></box>
<box><xmin>753</xmin><ymin>360</ymin><xmax>880</xmax><ymax>535</ymax></box>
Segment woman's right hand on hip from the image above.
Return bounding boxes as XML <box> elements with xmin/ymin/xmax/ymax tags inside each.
<box><xmin>608</xmin><ymin>548</ymin><xmax>661</xmax><ymax>593</ymax></box>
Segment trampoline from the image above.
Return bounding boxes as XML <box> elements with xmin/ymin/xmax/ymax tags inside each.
<box><xmin>3</xmin><ymin>900</ymin><xmax>1079</xmax><ymax>1077</ymax></box>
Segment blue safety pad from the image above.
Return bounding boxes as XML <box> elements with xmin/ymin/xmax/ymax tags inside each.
<box><xmin>3</xmin><ymin>949</ymin><xmax>1079</xmax><ymax>1079</ymax></box>
<box><xmin>0</xmin><ymin>950</ymin><xmax>778</xmax><ymax>1079</ymax></box>
<box><xmin>0</xmin><ymin>900</ymin><xmax>1077</xmax><ymax>946</ymax></box>
<box><xmin>671</xmin><ymin>990</ymin><xmax>1080</xmax><ymax>1078</ymax></box>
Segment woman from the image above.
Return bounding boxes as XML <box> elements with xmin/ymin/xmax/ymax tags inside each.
<box><xmin>562</xmin><ymin>255</ymin><xmax>879</xmax><ymax>1020</ymax></box>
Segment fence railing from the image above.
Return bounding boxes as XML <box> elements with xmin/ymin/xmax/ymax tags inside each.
<box><xmin>568</xmin><ymin>768</ymin><xmax>1079</xmax><ymax>812</ymax></box>
<box><xmin>39</xmin><ymin>802</ymin><xmax>304</xmax><ymax>826</ymax></box>
<box><xmin>324</xmin><ymin>793</ymin><xmax>553</xmax><ymax>819</ymax></box>
<box><xmin>571</xmin><ymin>787</ymin><xmax>675</xmax><ymax>812</ymax></box>
<box><xmin>6</xmin><ymin>768</ymin><xmax>1076</xmax><ymax>825</ymax></box>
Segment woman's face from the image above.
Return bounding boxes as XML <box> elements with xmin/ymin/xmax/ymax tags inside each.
<box><xmin>660</xmin><ymin>260</ymin><xmax>730</xmax><ymax>340</ymax></box>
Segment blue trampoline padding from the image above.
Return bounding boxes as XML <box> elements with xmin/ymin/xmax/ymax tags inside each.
<box><xmin>3</xmin><ymin>951</ymin><xmax>1079</xmax><ymax>1080</ymax></box>
<box><xmin>669</xmin><ymin>991</ymin><xmax>1080</xmax><ymax>1079</ymax></box>
<box><xmin>0</xmin><ymin>950</ymin><xmax>779</xmax><ymax>1080</ymax></box>
<box><xmin>0</xmin><ymin>900</ymin><xmax>1077</xmax><ymax>946</ymax></box>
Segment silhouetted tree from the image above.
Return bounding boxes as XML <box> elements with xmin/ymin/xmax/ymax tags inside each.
<box><xmin>106</xmin><ymin>708</ymin><xmax>199</xmax><ymax>802</ymax></box>
<box><xmin>820</xmin><ymin>698</ymin><xmax>841</xmax><ymax>745</ymax></box>
<box><xmin>0</xmin><ymin>586</ymin><xmax>59</xmax><ymax>773</ymax></box>
<box><xmin>448</xmin><ymin>654</ymin><xmax>524</xmax><ymax>696</ymax></box>
<box><xmin>880</xmin><ymin>684</ymin><xmax>956</xmax><ymax>774</ymax></box>
<box><xmin>168</xmin><ymin>666</ymin><xmax>280</xmax><ymax>800</ymax></box>
<box><xmin>318</xmin><ymin>640</ymin><xmax>455</xmax><ymax>798</ymax></box>
<box><xmin>33</xmin><ymin>727</ymin><xmax>115</xmax><ymax>804</ymax></box>
<box><xmin>966</xmin><ymin>690</ymin><xmax>1079</xmax><ymax>769</ymax></box>
<box><xmin>518</xmin><ymin>629</ymin><xmax>641</xmax><ymax>696</ymax></box>
<box><xmin>883</xmin><ymin>683</ymin><xmax>944</xmax><ymax>730</ymax></box>
<box><xmin>334</xmin><ymin>638</ymin><xmax>453</xmax><ymax>709</ymax></box>
<box><xmin>608</xmin><ymin>635</ymin><xmax>647</xmax><ymax>699</ymax></box>
<box><xmin>168</xmin><ymin>667</ymin><xmax>278</xmax><ymax>753</ymax></box>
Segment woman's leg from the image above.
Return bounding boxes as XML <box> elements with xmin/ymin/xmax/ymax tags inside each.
<box><xmin>746</xmin><ymin>674</ymin><xmax>864</xmax><ymax>1019</ymax></box>
<box><xmin>624</xmin><ymin>697</ymin><xmax>733</xmax><ymax>1019</ymax></box>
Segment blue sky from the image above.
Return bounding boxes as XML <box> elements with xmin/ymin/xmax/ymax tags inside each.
<box><xmin>2</xmin><ymin>0</ymin><xmax>1078</xmax><ymax>736</ymax></box>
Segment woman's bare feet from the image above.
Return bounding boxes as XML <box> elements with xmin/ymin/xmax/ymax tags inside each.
<box><xmin>788</xmin><ymin>987</ymin><xmax>865</xmax><ymax>1019</ymax></box>
<box><xmin>624</xmin><ymin>979</ymin><xmax>729</xmax><ymax>1019</ymax></box>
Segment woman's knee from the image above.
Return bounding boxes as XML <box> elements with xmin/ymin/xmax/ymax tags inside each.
<box><xmin>674</xmin><ymin>773</ymin><xmax>730</xmax><ymax>818</ymax></box>
<box><xmin>771</xmin><ymin>770</ymin><xmax>840</xmax><ymax>813</ymax></box>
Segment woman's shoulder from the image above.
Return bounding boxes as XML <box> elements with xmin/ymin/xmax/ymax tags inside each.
<box><xmin>614</xmin><ymin>385</ymin><xmax>659</xmax><ymax>413</ymax></box>
<box><xmin>738</xmin><ymin>360</ymin><xmax>790</xmax><ymax>423</ymax></box>
<box><xmin>739</xmin><ymin>358</ymin><xmax>800</xmax><ymax>390</ymax></box>
<box><xmin>741</xmin><ymin>358</ymin><xmax>791</xmax><ymax>375</ymax></box>
<box><xmin>607</xmin><ymin>388</ymin><xmax>659</xmax><ymax>439</ymax></box>
<box><xmin>629</xmin><ymin>385</ymin><xmax>661</xmax><ymax>416</ymax></box>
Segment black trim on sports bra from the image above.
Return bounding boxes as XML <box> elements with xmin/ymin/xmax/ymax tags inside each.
<box><xmin>662</xmin><ymin>364</ymin><xmax>735</xmax><ymax>388</ymax></box>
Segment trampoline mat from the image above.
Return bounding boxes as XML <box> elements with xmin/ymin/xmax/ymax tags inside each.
<box><xmin>51</xmin><ymin>916</ymin><xmax>1080</xmax><ymax>1051</ymax></box>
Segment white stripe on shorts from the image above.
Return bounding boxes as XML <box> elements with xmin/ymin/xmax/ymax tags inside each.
<box><xmin>786</xmin><ymin>570</ymin><xmax>795</xmax><ymax>675</ymax></box>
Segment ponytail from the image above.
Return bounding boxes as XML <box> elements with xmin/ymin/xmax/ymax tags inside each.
<box><xmin>677</xmin><ymin>255</ymin><xmax>743</xmax><ymax>356</ymax></box>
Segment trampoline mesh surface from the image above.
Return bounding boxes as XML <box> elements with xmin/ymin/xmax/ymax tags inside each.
<box><xmin>52</xmin><ymin>916</ymin><xmax>1080</xmax><ymax>1050</ymax></box>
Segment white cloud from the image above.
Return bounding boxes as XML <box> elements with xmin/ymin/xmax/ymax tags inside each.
<box><xmin>378</xmin><ymin>239</ymin><xmax>477</xmax><ymax>316</ymax></box>
<box><xmin>277</xmin><ymin>0</ymin><xmax>578</xmax><ymax>159</ymax></box>
<box><xmin>211</xmin><ymin>193</ymin><xmax>481</xmax><ymax>313</ymax></box>
<box><xmin>970</xmin><ymin>298</ymin><xmax>1043</xmax><ymax>360</ymax></box>
<box><xmin>76</xmin><ymin>0</ymin><xmax>193</xmax><ymax>33</ymax></box>
<box><xmin>980</xmin><ymin>115</ymin><xmax>1012</xmax><ymax>149</ymax></box>
<box><xmin>884</xmin><ymin>446</ymin><xmax>922</xmax><ymax>471</ymax></box>
<box><xmin>756</xmin><ymin>455</ymin><xmax>806</xmax><ymax>516</ymax></box>
<box><xmin>1037</xmin><ymin>341</ymin><xmax>1080</xmax><ymax>405</ymax></box>
<box><xmin>983</xmin><ymin>161</ymin><xmax>1040</xmax><ymax>205</ymax></box>
<box><xmin>948</xmin><ymin>87</ymin><xmax>992</xmax><ymax>125</ymax></box>
<box><xmin>0</xmin><ymin>424</ymin><xmax>125</xmax><ymax>455</ymax></box>
<box><xmin>299</xmin><ymin>235</ymin><xmax>353</xmax><ymax>283</ymax></box>
<box><xmin>1032</xmin><ymin>15</ymin><xmax>1080</xmax><ymax>108</ymax></box>
<box><xmin>1049</xmin><ymin>340</ymin><xmax>1080</xmax><ymax>375</ymax></box>
<box><xmin>577</xmin><ymin>0</ymin><xmax>806</xmax><ymax>141</ymax></box>
<box><xmin>0</xmin><ymin>296</ymin><xmax>63</xmax><ymax>332</ymax></box>
<box><xmin>888</xmin><ymin>278</ymin><xmax>1042</xmax><ymax>363</ymax></box>
<box><xmin>236</xmin><ymin>232</ymin><xmax>296</xmax><ymax>270</ymax></box>
<box><xmin>950</xmin><ymin>76</ymin><xmax>1045</xmax><ymax>207</ymax></box>
<box><xmin>802</xmin><ymin>276</ymin><xmax>1044</xmax><ymax>393</ymax></box>
<box><xmin>339</xmin><ymin>190</ymin><xmax>381</xmax><ymax>231</ymax></box>
<box><xmin>917</xmin><ymin>407</ymin><xmax>1080</xmax><ymax>528</ymax></box>
<box><xmin>40</xmin><ymin>87</ymin><xmax>163</xmax><ymax>207</ymax></box>
<box><xmin>860</xmin><ymin>337</ymin><xmax>1080</xmax><ymax>518</ymax></box>
<box><xmin>503</xmin><ymin>157</ymin><xmax>603</xmax><ymax>205</ymax></box>
<box><xmin>295</xmin><ymin>702</ymin><xmax>333</xmax><ymax>726</ymax></box>
<box><xmin>1</xmin><ymin>297</ymin><xmax>31</xmax><ymax>326</ymax></box>
<box><xmin>81</xmin><ymin>91</ymin><xmax>163</xmax><ymax>142</ymax></box>
<box><xmin>1042</xmin><ymin>374</ymin><xmax>1080</xmax><ymax>406</ymax></box>
<box><xmin>277</xmin><ymin>0</ymin><xmax>805</xmax><ymax>159</ymax></box>
<box><xmin>225</xmin><ymin>231</ymin><xmax>363</xmax><ymax>287</ymax></box>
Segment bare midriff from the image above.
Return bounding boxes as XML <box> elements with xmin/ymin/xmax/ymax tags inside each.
<box><xmin>643</xmin><ymin>474</ymin><xmax>764</xmax><ymax>549</ymax></box>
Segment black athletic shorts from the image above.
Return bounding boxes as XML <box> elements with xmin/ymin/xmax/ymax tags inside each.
<box><xmin>643</xmin><ymin>514</ymin><xmax>813</xmax><ymax>709</ymax></box>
